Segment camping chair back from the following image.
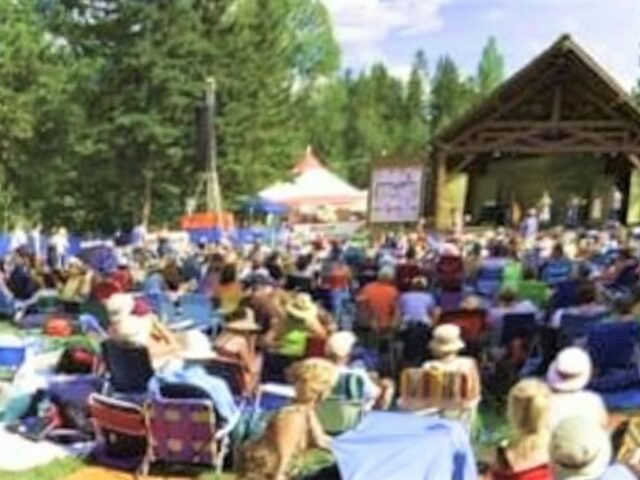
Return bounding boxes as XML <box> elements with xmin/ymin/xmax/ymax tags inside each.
<box><xmin>202</xmin><ymin>357</ymin><xmax>247</xmax><ymax>397</ymax></box>
<box><xmin>475</xmin><ymin>266</ymin><xmax>504</xmax><ymax>298</ymax></box>
<box><xmin>89</xmin><ymin>393</ymin><xmax>147</xmax><ymax>458</ymax></box>
<box><xmin>438</xmin><ymin>309</ymin><xmax>487</xmax><ymax>345</ymax></box>
<box><xmin>399</xmin><ymin>364</ymin><xmax>481</xmax><ymax>413</ymax></box>
<box><xmin>179</xmin><ymin>293</ymin><xmax>213</xmax><ymax>331</ymax></box>
<box><xmin>332</xmin><ymin>372</ymin><xmax>367</xmax><ymax>402</ymax></box>
<box><xmin>549</xmin><ymin>280</ymin><xmax>577</xmax><ymax>310</ymax></box>
<box><xmin>316</xmin><ymin>397</ymin><xmax>365</xmax><ymax>435</ymax></box>
<box><xmin>500</xmin><ymin>313</ymin><xmax>538</xmax><ymax>347</ymax></box>
<box><xmin>588</xmin><ymin>322</ymin><xmax>640</xmax><ymax>372</ymax></box>
<box><xmin>559</xmin><ymin>312</ymin><xmax>606</xmax><ymax>347</ymax></box>
<box><xmin>145</xmin><ymin>392</ymin><xmax>227</xmax><ymax>473</ymax></box>
<box><xmin>101</xmin><ymin>339</ymin><xmax>154</xmax><ymax>394</ymax></box>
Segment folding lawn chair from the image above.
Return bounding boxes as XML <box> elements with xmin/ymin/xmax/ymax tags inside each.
<box><xmin>559</xmin><ymin>312</ymin><xmax>607</xmax><ymax>348</ymax></box>
<box><xmin>89</xmin><ymin>393</ymin><xmax>147</xmax><ymax>467</ymax></box>
<box><xmin>101</xmin><ymin>339</ymin><xmax>154</xmax><ymax>398</ymax></box>
<box><xmin>142</xmin><ymin>387</ymin><xmax>233</xmax><ymax>475</ymax></box>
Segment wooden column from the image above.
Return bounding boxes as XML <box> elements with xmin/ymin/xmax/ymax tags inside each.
<box><xmin>434</xmin><ymin>150</ymin><xmax>448</xmax><ymax>231</ymax></box>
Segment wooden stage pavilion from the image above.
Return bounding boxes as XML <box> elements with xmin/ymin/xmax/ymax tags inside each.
<box><xmin>430</xmin><ymin>35</ymin><xmax>640</xmax><ymax>230</ymax></box>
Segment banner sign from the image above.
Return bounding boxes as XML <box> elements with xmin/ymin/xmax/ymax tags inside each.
<box><xmin>292</xmin><ymin>222</ymin><xmax>364</xmax><ymax>240</ymax></box>
<box><xmin>369</xmin><ymin>164</ymin><xmax>426</xmax><ymax>223</ymax></box>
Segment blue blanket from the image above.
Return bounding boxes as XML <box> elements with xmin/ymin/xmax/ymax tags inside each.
<box><xmin>331</xmin><ymin>412</ymin><xmax>477</xmax><ymax>480</ymax></box>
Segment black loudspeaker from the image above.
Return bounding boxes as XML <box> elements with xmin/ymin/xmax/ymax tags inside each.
<box><xmin>195</xmin><ymin>103</ymin><xmax>211</xmax><ymax>169</ymax></box>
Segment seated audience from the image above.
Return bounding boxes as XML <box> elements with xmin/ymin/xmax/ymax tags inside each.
<box><xmin>213</xmin><ymin>307</ymin><xmax>262</xmax><ymax>392</ymax></box>
<box><xmin>149</xmin><ymin>330</ymin><xmax>240</xmax><ymax>428</ymax></box>
<box><xmin>325</xmin><ymin>331</ymin><xmax>394</xmax><ymax>410</ymax></box>
<box><xmin>237</xmin><ymin>358</ymin><xmax>339</xmax><ymax>480</ymax></box>
<box><xmin>549</xmin><ymin>282</ymin><xmax>608</xmax><ymax>329</ymax></box>
<box><xmin>550</xmin><ymin>416</ymin><xmax>636</xmax><ymax>479</ymax></box>
<box><xmin>398</xmin><ymin>277</ymin><xmax>438</xmax><ymax>366</ymax></box>
<box><xmin>401</xmin><ymin>324</ymin><xmax>481</xmax><ymax>427</ymax></box>
<box><xmin>491</xmin><ymin>379</ymin><xmax>553</xmax><ymax>479</ymax></box>
<box><xmin>546</xmin><ymin>347</ymin><xmax>608</xmax><ymax>429</ymax></box>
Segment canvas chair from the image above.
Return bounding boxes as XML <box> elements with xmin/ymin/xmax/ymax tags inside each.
<box><xmin>179</xmin><ymin>293</ymin><xmax>217</xmax><ymax>332</ymax></box>
<box><xmin>101</xmin><ymin>339</ymin><xmax>154</xmax><ymax>397</ymax></box>
<box><xmin>89</xmin><ymin>393</ymin><xmax>147</xmax><ymax>464</ymax></box>
<box><xmin>559</xmin><ymin>312</ymin><xmax>607</xmax><ymax>348</ymax></box>
<box><xmin>399</xmin><ymin>365</ymin><xmax>481</xmax><ymax>429</ymax></box>
<box><xmin>202</xmin><ymin>357</ymin><xmax>248</xmax><ymax>398</ymax></box>
<box><xmin>142</xmin><ymin>388</ymin><xmax>233</xmax><ymax>475</ymax></box>
<box><xmin>475</xmin><ymin>266</ymin><xmax>504</xmax><ymax>299</ymax></box>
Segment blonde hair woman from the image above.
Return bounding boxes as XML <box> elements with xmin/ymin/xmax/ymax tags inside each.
<box><xmin>237</xmin><ymin>358</ymin><xmax>339</xmax><ymax>480</ymax></box>
<box><xmin>491</xmin><ymin>379</ymin><xmax>553</xmax><ymax>479</ymax></box>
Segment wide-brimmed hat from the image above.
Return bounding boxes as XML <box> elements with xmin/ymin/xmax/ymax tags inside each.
<box><xmin>105</xmin><ymin>293</ymin><xmax>135</xmax><ymax>320</ymax></box>
<box><xmin>286</xmin><ymin>293</ymin><xmax>318</xmax><ymax>323</ymax></box>
<box><xmin>551</xmin><ymin>416</ymin><xmax>612</xmax><ymax>480</ymax></box>
<box><xmin>224</xmin><ymin>308</ymin><xmax>260</xmax><ymax>333</ymax></box>
<box><xmin>326</xmin><ymin>331</ymin><xmax>357</xmax><ymax>358</ymax></box>
<box><xmin>179</xmin><ymin>330</ymin><xmax>216</xmax><ymax>361</ymax></box>
<box><xmin>547</xmin><ymin>347</ymin><xmax>592</xmax><ymax>393</ymax></box>
<box><xmin>429</xmin><ymin>324</ymin><xmax>465</xmax><ymax>356</ymax></box>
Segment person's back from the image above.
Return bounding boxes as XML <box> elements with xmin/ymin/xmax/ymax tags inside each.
<box><xmin>358</xmin><ymin>279</ymin><xmax>399</xmax><ymax>331</ymax></box>
<box><xmin>548</xmin><ymin>389</ymin><xmax>607</xmax><ymax>430</ymax></box>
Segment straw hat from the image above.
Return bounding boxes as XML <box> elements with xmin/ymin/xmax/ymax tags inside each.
<box><xmin>547</xmin><ymin>347</ymin><xmax>592</xmax><ymax>393</ymax></box>
<box><xmin>286</xmin><ymin>293</ymin><xmax>318</xmax><ymax>324</ymax></box>
<box><xmin>224</xmin><ymin>308</ymin><xmax>261</xmax><ymax>333</ymax></box>
<box><xmin>325</xmin><ymin>331</ymin><xmax>357</xmax><ymax>359</ymax></box>
<box><xmin>551</xmin><ymin>416</ymin><xmax>612</xmax><ymax>480</ymax></box>
<box><xmin>429</xmin><ymin>324</ymin><xmax>465</xmax><ymax>357</ymax></box>
<box><xmin>179</xmin><ymin>330</ymin><xmax>216</xmax><ymax>361</ymax></box>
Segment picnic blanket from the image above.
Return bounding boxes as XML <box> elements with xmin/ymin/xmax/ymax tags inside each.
<box><xmin>0</xmin><ymin>426</ymin><xmax>90</xmax><ymax>471</ymax></box>
<box><xmin>330</xmin><ymin>411</ymin><xmax>477</xmax><ymax>480</ymax></box>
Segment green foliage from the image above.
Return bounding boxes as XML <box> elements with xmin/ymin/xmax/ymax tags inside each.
<box><xmin>0</xmin><ymin>2</ymin><xmax>504</xmax><ymax>231</ymax></box>
<box><xmin>431</xmin><ymin>55</ymin><xmax>476</xmax><ymax>134</ymax></box>
<box><xmin>477</xmin><ymin>36</ymin><xmax>505</xmax><ymax>97</ymax></box>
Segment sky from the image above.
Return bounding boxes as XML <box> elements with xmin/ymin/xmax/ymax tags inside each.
<box><xmin>323</xmin><ymin>0</ymin><xmax>639</xmax><ymax>90</ymax></box>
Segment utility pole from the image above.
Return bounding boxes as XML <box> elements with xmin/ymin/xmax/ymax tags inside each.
<box><xmin>205</xmin><ymin>77</ymin><xmax>223</xmax><ymax>216</ymax></box>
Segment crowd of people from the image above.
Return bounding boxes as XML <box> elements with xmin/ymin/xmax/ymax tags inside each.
<box><xmin>2</xmin><ymin>222</ymin><xmax>640</xmax><ymax>479</ymax></box>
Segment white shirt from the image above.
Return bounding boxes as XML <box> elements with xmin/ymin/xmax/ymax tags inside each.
<box><xmin>549</xmin><ymin>390</ymin><xmax>608</xmax><ymax>430</ymax></box>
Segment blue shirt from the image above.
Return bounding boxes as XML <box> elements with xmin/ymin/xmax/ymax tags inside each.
<box><xmin>148</xmin><ymin>362</ymin><xmax>240</xmax><ymax>428</ymax></box>
<box><xmin>398</xmin><ymin>292</ymin><xmax>436</xmax><ymax>325</ymax></box>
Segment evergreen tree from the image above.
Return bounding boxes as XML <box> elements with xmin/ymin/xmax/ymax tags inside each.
<box><xmin>477</xmin><ymin>36</ymin><xmax>505</xmax><ymax>97</ymax></box>
<box><xmin>431</xmin><ymin>55</ymin><xmax>475</xmax><ymax>134</ymax></box>
<box><xmin>402</xmin><ymin>50</ymin><xmax>430</xmax><ymax>154</ymax></box>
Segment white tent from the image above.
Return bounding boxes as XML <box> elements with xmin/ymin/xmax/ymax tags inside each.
<box><xmin>259</xmin><ymin>147</ymin><xmax>367</xmax><ymax>211</ymax></box>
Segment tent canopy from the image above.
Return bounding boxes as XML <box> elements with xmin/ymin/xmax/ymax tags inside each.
<box><xmin>259</xmin><ymin>147</ymin><xmax>367</xmax><ymax>210</ymax></box>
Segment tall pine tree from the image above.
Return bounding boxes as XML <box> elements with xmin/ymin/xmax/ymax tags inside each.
<box><xmin>477</xmin><ymin>36</ymin><xmax>505</xmax><ymax>97</ymax></box>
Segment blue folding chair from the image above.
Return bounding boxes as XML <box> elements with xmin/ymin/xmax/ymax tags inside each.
<box><xmin>500</xmin><ymin>313</ymin><xmax>538</xmax><ymax>347</ymax></box>
<box><xmin>475</xmin><ymin>266</ymin><xmax>504</xmax><ymax>299</ymax></box>
<box><xmin>179</xmin><ymin>293</ymin><xmax>214</xmax><ymax>332</ymax></box>
<box><xmin>588</xmin><ymin>322</ymin><xmax>640</xmax><ymax>407</ymax></box>
<box><xmin>559</xmin><ymin>312</ymin><xmax>607</xmax><ymax>347</ymax></box>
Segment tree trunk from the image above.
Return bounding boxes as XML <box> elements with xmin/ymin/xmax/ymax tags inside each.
<box><xmin>141</xmin><ymin>171</ymin><xmax>153</xmax><ymax>227</ymax></box>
